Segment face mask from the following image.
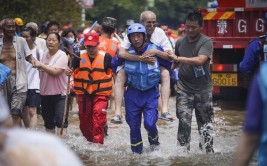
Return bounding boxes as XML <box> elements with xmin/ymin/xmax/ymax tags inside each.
<box><xmin>67</xmin><ymin>37</ymin><xmax>75</xmax><ymax>44</ymax></box>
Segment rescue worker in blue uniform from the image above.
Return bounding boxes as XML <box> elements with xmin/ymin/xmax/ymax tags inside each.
<box><xmin>233</xmin><ymin>62</ymin><xmax>267</xmax><ymax>166</ymax></box>
<box><xmin>239</xmin><ymin>12</ymin><xmax>267</xmax><ymax>74</ymax></box>
<box><xmin>120</xmin><ymin>23</ymin><xmax>169</xmax><ymax>154</ymax></box>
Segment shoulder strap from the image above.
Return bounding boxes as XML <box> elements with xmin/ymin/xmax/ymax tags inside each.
<box><xmin>258</xmin><ymin>35</ymin><xmax>267</xmax><ymax>61</ymax></box>
<box><xmin>193</xmin><ymin>36</ymin><xmax>211</xmax><ymax>56</ymax></box>
<box><xmin>16</xmin><ymin>37</ymin><xmax>21</xmax><ymax>55</ymax></box>
<box><xmin>0</xmin><ymin>39</ymin><xmax>3</xmax><ymax>55</ymax></box>
<box><xmin>36</xmin><ymin>47</ymin><xmax>40</xmax><ymax>61</ymax></box>
<box><xmin>168</xmin><ymin>37</ymin><xmax>174</xmax><ymax>49</ymax></box>
<box><xmin>259</xmin><ymin>35</ymin><xmax>266</xmax><ymax>45</ymax></box>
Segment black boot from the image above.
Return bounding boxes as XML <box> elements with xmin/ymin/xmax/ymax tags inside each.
<box><xmin>104</xmin><ymin>123</ymin><xmax>108</xmax><ymax>137</ymax></box>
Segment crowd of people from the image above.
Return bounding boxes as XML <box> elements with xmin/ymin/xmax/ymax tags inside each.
<box><xmin>0</xmin><ymin>10</ymin><xmax>212</xmax><ymax>155</ymax></box>
<box><xmin>0</xmin><ymin>19</ymin><xmax>83</xmax><ymax>166</ymax></box>
<box><xmin>1</xmin><ymin>8</ymin><xmax>266</xmax><ymax>166</ymax></box>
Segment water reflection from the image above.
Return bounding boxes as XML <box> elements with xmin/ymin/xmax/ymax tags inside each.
<box><xmin>51</xmin><ymin>97</ymin><xmax>259</xmax><ymax>166</ymax></box>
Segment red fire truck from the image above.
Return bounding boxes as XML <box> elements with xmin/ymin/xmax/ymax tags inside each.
<box><xmin>201</xmin><ymin>0</ymin><xmax>267</xmax><ymax>99</ymax></box>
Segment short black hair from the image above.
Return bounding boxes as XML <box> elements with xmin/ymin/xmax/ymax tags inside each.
<box><xmin>62</xmin><ymin>29</ymin><xmax>77</xmax><ymax>42</ymax></box>
<box><xmin>47</xmin><ymin>21</ymin><xmax>60</xmax><ymax>31</ymax></box>
<box><xmin>186</xmin><ymin>11</ymin><xmax>203</xmax><ymax>26</ymax></box>
<box><xmin>1</xmin><ymin>18</ymin><xmax>15</xmax><ymax>27</ymax></box>
<box><xmin>102</xmin><ymin>25</ymin><xmax>115</xmax><ymax>34</ymax></box>
<box><xmin>40</xmin><ymin>24</ymin><xmax>47</xmax><ymax>34</ymax></box>
<box><xmin>46</xmin><ymin>32</ymin><xmax>61</xmax><ymax>42</ymax></box>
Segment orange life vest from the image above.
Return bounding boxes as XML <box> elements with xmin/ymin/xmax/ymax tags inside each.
<box><xmin>170</xmin><ymin>33</ymin><xmax>178</xmax><ymax>40</ymax></box>
<box><xmin>73</xmin><ymin>50</ymin><xmax>112</xmax><ymax>96</ymax></box>
<box><xmin>98</xmin><ymin>36</ymin><xmax>119</xmax><ymax>58</ymax></box>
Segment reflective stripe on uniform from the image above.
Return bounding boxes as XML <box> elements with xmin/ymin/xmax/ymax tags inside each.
<box><xmin>148</xmin><ymin>135</ymin><xmax>158</xmax><ymax>141</ymax></box>
<box><xmin>131</xmin><ymin>141</ymin><xmax>143</xmax><ymax>147</ymax></box>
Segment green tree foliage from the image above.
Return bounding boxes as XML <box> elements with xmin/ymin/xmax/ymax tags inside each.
<box><xmin>154</xmin><ymin>0</ymin><xmax>209</xmax><ymax>28</ymax></box>
<box><xmin>0</xmin><ymin>0</ymin><xmax>210</xmax><ymax>31</ymax></box>
<box><xmin>85</xmin><ymin>0</ymin><xmax>145</xmax><ymax>31</ymax></box>
<box><xmin>86</xmin><ymin>0</ymin><xmax>210</xmax><ymax>30</ymax></box>
<box><xmin>0</xmin><ymin>0</ymin><xmax>81</xmax><ymax>30</ymax></box>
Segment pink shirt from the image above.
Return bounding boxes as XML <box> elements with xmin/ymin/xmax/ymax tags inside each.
<box><xmin>40</xmin><ymin>50</ymin><xmax>68</xmax><ymax>96</ymax></box>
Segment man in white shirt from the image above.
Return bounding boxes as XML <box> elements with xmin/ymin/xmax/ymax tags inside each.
<box><xmin>25</xmin><ymin>22</ymin><xmax>47</xmax><ymax>52</ymax></box>
<box><xmin>160</xmin><ymin>23</ymin><xmax>176</xmax><ymax>51</ymax></box>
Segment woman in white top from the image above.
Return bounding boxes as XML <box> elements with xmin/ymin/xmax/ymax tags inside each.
<box><xmin>22</xmin><ymin>27</ymin><xmax>44</xmax><ymax>129</ymax></box>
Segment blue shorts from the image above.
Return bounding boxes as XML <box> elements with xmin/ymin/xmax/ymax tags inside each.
<box><xmin>111</xmin><ymin>54</ymin><xmax>124</xmax><ymax>74</ymax></box>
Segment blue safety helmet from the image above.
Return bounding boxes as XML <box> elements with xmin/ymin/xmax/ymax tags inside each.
<box><xmin>127</xmin><ymin>23</ymin><xmax>147</xmax><ymax>38</ymax></box>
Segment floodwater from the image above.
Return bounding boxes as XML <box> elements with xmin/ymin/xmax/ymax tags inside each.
<box><xmin>37</xmin><ymin>97</ymin><xmax>258</xmax><ymax>166</ymax></box>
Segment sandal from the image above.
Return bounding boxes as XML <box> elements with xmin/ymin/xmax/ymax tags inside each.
<box><xmin>159</xmin><ymin>112</ymin><xmax>175</xmax><ymax>121</ymax></box>
<box><xmin>110</xmin><ymin>114</ymin><xmax>122</xmax><ymax>124</ymax></box>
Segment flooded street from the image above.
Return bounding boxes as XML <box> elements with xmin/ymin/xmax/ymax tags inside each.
<box><xmin>37</xmin><ymin>97</ymin><xmax>257</xmax><ymax>166</ymax></box>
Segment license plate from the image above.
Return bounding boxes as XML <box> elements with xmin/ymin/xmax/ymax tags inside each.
<box><xmin>212</xmin><ymin>73</ymin><xmax>238</xmax><ymax>86</ymax></box>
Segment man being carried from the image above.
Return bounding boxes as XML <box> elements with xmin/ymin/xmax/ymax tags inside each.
<box><xmin>114</xmin><ymin>11</ymin><xmax>173</xmax><ymax>124</ymax></box>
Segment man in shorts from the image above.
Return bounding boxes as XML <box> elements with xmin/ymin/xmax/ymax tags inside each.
<box><xmin>0</xmin><ymin>19</ymin><xmax>35</xmax><ymax>126</ymax></box>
